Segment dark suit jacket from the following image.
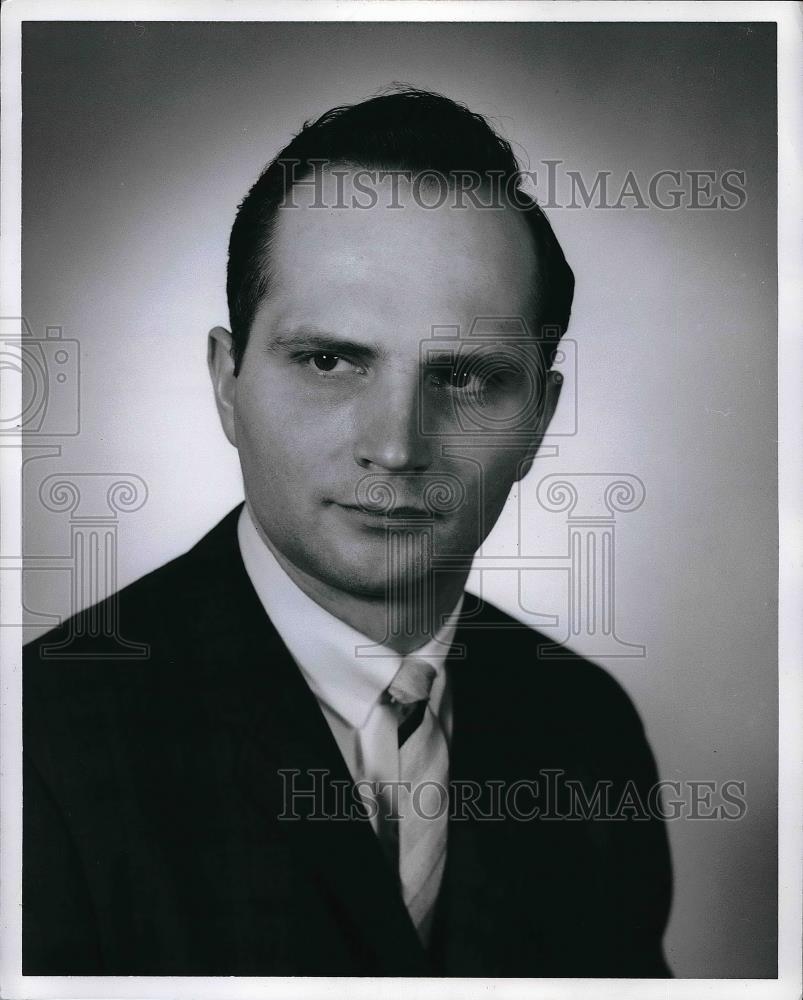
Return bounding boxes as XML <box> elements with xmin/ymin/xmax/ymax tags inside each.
<box><xmin>23</xmin><ymin>505</ymin><xmax>672</xmax><ymax>976</ymax></box>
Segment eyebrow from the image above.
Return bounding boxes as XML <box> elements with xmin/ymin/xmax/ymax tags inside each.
<box><xmin>267</xmin><ymin>331</ymin><xmax>381</xmax><ymax>361</ymax></box>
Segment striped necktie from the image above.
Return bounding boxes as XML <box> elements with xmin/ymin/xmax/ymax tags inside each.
<box><xmin>382</xmin><ymin>655</ymin><xmax>449</xmax><ymax>945</ymax></box>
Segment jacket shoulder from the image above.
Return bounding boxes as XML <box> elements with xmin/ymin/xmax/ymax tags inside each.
<box><xmin>461</xmin><ymin>596</ymin><xmax>646</xmax><ymax>728</ymax></box>
<box><xmin>24</xmin><ymin>507</ymin><xmax>242</xmax><ymax>661</ymax></box>
<box><xmin>23</xmin><ymin>506</ymin><xmax>244</xmax><ymax>728</ymax></box>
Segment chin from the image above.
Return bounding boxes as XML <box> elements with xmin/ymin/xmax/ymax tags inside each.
<box><xmin>318</xmin><ymin>548</ymin><xmax>435</xmax><ymax>600</ymax></box>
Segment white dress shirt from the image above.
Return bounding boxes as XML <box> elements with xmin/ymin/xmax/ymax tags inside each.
<box><xmin>236</xmin><ymin>503</ymin><xmax>462</xmax><ymax>835</ymax></box>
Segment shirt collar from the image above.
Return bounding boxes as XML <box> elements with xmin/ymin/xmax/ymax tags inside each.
<box><xmin>237</xmin><ymin>503</ymin><xmax>462</xmax><ymax>730</ymax></box>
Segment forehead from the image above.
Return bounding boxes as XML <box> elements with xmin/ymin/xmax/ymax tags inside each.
<box><xmin>262</xmin><ymin>168</ymin><xmax>540</xmax><ymax>339</ymax></box>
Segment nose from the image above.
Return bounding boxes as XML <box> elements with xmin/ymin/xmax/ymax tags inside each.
<box><xmin>353</xmin><ymin>373</ymin><xmax>433</xmax><ymax>472</ymax></box>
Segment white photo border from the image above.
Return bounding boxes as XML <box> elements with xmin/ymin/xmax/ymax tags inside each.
<box><xmin>1</xmin><ymin>3</ymin><xmax>800</xmax><ymax>999</ymax></box>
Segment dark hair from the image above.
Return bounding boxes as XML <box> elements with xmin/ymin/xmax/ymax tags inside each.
<box><xmin>226</xmin><ymin>86</ymin><xmax>574</xmax><ymax>374</ymax></box>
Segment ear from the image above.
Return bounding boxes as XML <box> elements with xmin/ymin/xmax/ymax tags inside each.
<box><xmin>515</xmin><ymin>369</ymin><xmax>563</xmax><ymax>482</ymax></box>
<box><xmin>207</xmin><ymin>325</ymin><xmax>238</xmax><ymax>448</ymax></box>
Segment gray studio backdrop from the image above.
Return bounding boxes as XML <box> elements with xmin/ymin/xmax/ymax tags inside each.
<box><xmin>21</xmin><ymin>22</ymin><xmax>777</xmax><ymax>978</ymax></box>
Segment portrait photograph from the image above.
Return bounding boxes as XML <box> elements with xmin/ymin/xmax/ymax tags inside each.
<box><xmin>0</xmin><ymin>3</ymin><xmax>800</xmax><ymax>999</ymax></box>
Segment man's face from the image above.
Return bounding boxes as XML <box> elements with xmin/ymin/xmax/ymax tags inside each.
<box><xmin>211</xmin><ymin>170</ymin><xmax>557</xmax><ymax>598</ymax></box>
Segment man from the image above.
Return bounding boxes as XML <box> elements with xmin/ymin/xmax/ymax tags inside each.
<box><xmin>23</xmin><ymin>88</ymin><xmax>672</xmax><ymax>976</ymax></box>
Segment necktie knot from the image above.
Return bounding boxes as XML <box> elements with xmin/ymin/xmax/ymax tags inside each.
<box><xmin>385</xmin><ymin>655</ymin><xmax>437</xmax><ymax>707</ymax></box>
<box><xmin>384</xmin><ymin>657</ymin><xmax>437</xmax><ymax>748</ymax></box>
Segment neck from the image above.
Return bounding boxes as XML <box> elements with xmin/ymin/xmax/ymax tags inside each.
<box><xmin>248</xmin><ymin>509</ymin><xmax>468</xmax><ymax>655</ymax></box>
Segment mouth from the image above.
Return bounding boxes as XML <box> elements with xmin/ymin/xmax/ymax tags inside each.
<box><xmin>332</xmin><ymin>502</ymin><xmax>437</xmax><ymax>521</ymax></box>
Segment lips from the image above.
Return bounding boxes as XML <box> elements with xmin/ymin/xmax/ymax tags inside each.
<box><xmin>334</xmin><ymin>502</ymin><xmax>435</xmax><ymax>520</ymax></box>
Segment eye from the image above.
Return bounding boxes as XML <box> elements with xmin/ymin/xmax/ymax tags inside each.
<box><xmin>428</xmin><ymin>361</ymin><xmax>475</xmax><ymax>390</ymax></box>
<box><xmin>305</xmin><ymin>352</ymin><xmax>361</xmax><ymax>375</ymax></box>
<box><xmin>428</xmin><ymin>362</ymin><xmax>482</xmax><ymax>392</ymax></box>
<box><xmin>451</xmin><ymin>367</ymin><xmax>474</xmax><ymax>389</ymax></box>
<box><xmin>427</xmin><ymin>355</ymin><xmax>529</xmax><ymax>410</ymax></box>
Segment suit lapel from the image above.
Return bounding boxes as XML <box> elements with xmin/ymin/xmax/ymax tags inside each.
<box><xmin>430</xmin><ymin>606</ymin><xmax>555</xmax><ymax>974</ymax></box>
<box><xmin>186</xmin><ymin>508</ymin><xmax>428</xmax><ymax>973</ymax></box>
<box><xmin>429</xmin><ymin>619</ymin><xmax>513</xmax><ymax>972</ymax></box>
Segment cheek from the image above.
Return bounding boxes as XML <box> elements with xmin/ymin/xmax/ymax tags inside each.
<box><xmin>457</xmin><ymin>448</ymin><xmax>528</xmax><ymax>498</ymax></box>
<box><xmin>236</xmin><ymin>368</ymin><xmax>355</xmax><ymax>445</ymax></box>
<box><xmin>233</xmin><ymin>407</ymin><xmax>299</xmax><ymax>500</ymax></box>
<box><xmin>235</xmin><ymin>374</ymin><xmax>306</xmax><ymax>453</ymax></box>
<box><xmin>476</xmin><ymin>452</ymin><xmax>526</xmax><ymax>526</ymax></box>
<box><xmin>233</xmin><ymin>394</ymin><xmax>348</xmax><ymax>506</ymax></box>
